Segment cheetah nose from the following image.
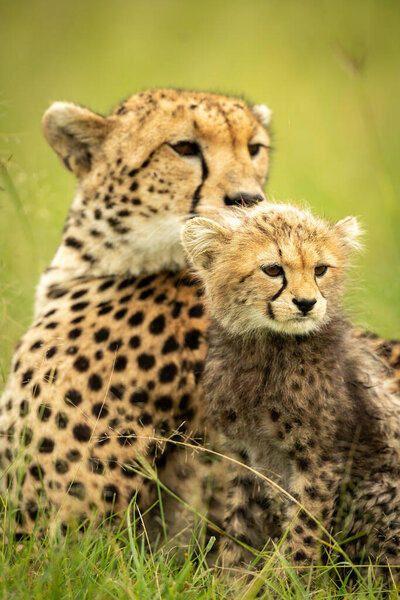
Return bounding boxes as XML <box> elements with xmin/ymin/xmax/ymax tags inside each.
<box><xmin>292</xmin><ymin>298</ymin><xmax>317</xmax><ymax>315</ymax></box>
<box><xmin>224</xmin><ymin>193</ymin><xmax>264</xmax><ymax>207</ymax></box>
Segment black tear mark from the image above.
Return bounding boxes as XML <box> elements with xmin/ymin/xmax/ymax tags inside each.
<box><xmin>271</xmin><ymin>274</ymin><xmax>287</xmax><ymax>301</ymax></box>
<box><xmin>190</xmin><ymin>153</ymin><xmax>209</xmax><ymax>215</ymax></box>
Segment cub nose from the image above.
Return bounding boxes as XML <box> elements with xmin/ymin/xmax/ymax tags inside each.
<box><xmin>292</xmin><ymin>298</ymin><xmax>317</xmax><ymax>315</ymax></box>
<box><xmin>224</xmin><ymin>193</ymin><xmax>264</xmax><ymax>207</ymax></box>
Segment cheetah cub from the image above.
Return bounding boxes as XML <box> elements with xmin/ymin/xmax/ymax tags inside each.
<box><xmin>181</xmin><ymin>204</ymin><xmax>400</xmax><ymax>579</ymax></box>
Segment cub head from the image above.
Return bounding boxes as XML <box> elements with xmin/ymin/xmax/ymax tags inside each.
<box><xmin>181</xmin><ymin>205</ymin><xmax>362</xmax><ymax>336</ymax></box>
<box><xmin>42</xmin><ymin>89</ymin><xmax>272</xmax><ymax>274</ymax></box>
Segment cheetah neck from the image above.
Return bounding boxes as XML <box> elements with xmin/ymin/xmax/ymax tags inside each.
<box><xmin>35</xmin><ymin>190</ymin><xmax>187</xmax><ymax>314</ymax></box>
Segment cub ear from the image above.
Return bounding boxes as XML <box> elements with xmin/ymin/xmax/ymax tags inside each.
<box><xmin>252</xmin><ymin>104</ymin><xmax>272</xmax><ymax>129</ymax></box>
<box><xmin>334</xmin><ymin>216</ymin><xmax>363</xmax><ymax>253</ymax></box>
<box><xmin>42</xmin><ymin>102</ymin><xmax>109</xmax><ymax>177</ymax></box>
<box><xmin>181</xmin><ymin>218</ymin><xmax>230</xmax><ymax>270</ymax></box>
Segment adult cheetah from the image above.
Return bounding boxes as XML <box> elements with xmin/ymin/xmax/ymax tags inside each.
<box><xmin>0</xmin><ymin>89</ymin><xmax>272</xmax><ymax>537</ymax></box>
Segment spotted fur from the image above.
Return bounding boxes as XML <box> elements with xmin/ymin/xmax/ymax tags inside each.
<box><xmin>0</xmin><ymin>89</ymin><xmax>271</xmax><ymax>537</ymax></box>
<box><xmin>182</xmin><ymin>205</ymin><xmax>400</xmax><ymax>581</ymax></box>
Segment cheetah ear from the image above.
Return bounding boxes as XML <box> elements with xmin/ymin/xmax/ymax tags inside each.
<box><xmin>181</xmin><ymin>218</ymin><xmax>230</xmax><ymax>271</ymax></box>
<box><xmin>252</xmin><ymin>104</ymin><xmax>272</xmax><ymax>129</ymax></box>
<box><xmin>42</xmin><ymin>102</ymin><xmax>109</xmax><ymax>178</ymax></box>
<box><xmin>334</xmin><ymin>216</ymin><xmax>363</xmax><ymax>253</ymax></box>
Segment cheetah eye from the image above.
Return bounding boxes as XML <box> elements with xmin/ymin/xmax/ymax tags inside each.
<box><xmin>315</xmin><ymin>265</ymin><xmax>328</xmax><ymax>277</ymax></box>
<box><xmin>261</xmin><ymin>265</ymin><xmax>284</xmax><ymax>277</ymax></box>
<box><xmin>248</xmin><ymin>143</ymin><xmax>263</xmax><ymax>157</ymax></box>
<box><xmin>170</xmin><ymin>141</ymin><xmax>200</xmax><ymax>157</ymax></box>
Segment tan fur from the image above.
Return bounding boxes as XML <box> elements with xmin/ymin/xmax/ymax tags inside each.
<box><xmin>183</xmin><ymin>205</ymin><xmax>400</xmax><ymax>580</ymax></box>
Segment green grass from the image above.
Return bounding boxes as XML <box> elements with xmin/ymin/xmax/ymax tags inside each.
<box><xmin>1</xmin><ymin>0</ymin><xmax>400</xmax><ymax>597</ymax></box>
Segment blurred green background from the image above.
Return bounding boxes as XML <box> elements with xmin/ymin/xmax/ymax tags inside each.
<box><xmin>1</xmin><ymin>0</ymin><xmax>399</xmax><ymax>387</ymax></box>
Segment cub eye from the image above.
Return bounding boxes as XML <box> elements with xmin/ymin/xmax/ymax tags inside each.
<box><xmin>248</xmin><ymin>143</ymin><xmax>263</xmax><ymax>157</ymax></box>
<box><xmin>261</xmin><ymin>265</ymin><xmax>283</xmax><ymax>277</ymax></box>
<box><xmin>170</xmin><ymin>141</ymin><xmax>200</xmax><ymax>157</ymax></box>
<box><xmin>315</xmin><ymin>265</ymin><xmax>328</xmax><ymax>277</ymax></box>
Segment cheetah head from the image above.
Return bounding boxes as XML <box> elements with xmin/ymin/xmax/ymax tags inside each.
<box><xmin>181</xmin><ymin>204</ymin><xmax>362</xmax><ymax>336</ymax></box>
<box><xmin>42</xmin><ymin>89</ymin><xmax>272</xmax><ymax>276</ymax></box>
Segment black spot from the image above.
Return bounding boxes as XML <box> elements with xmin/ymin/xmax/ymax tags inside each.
<box><xmin>270</xmin><ymin>409</ymin><xmax>280</xmax><ymax>422</ymax></box>
<box><xmin>38</xmin><ymin>404</ymin><xmax>51</xmax><ymax>422</ymax></box>
<box><xmin>88</xmin><ymin>373</ymin><xmax>103</xmax><ymax>391</ymax></box>
<box><xmin>26</xmin><ymin>500</ymin><xmax>38</xmax><ymax>522</ymax></box>
<box><xmin>21</xmin><ymin>369</ymin><xmax>34</xmax><ymax>387</ymax></box>
<box><xmin>65</xmin><ymin>236</ymin><xmax>83</xmax><ymax>249</ymax></box>
<box><xmin>155</xmin><ymin>293</ymin><xmax>166</xmax><ymax>303</ymax></box>
<box><xmin>138</xmin><ymin>412</ymin><xmax>152</xmax><ymax>426</ymax></box>
<box><xmin>121</xmin><ymin>463</ymin><xmax>137</xmax><ymax>478</ymax></box>
<box><xmin>129</xmin><ymin>181</ymin><xmax>138</xmax><ymax>192</ymax></box>
<box><xmin>71</xmin><ymin>301</ymin><xmax>89</xmax><ymax>312</ymax></box>
<box><xmin>137</xmin><ymin>274</ymin><xmax>157</xmax><ymax>289</ymax></box>
<box><xmin>114</xmin><ymin>308</ymin><xmax>128</xmax><ymax>320</ymax></box>
<box><xmin>31</xmin><ymin>383</ymin><xmax>41</xmax><ymax>397</ymax></box>
<box><xmin>47</xmin><ymin>286</ymin><xmax>68</xmax><ymax>299</ymax></box>
<box><xmin>20</xmin><ymin>400</ymin><xmax>29</xmax><ymax>417</ymax></box>
<box><xmin>127</xmin><ymin>335</ymin><xmax>140</xmax><ymax>350</ymax></box>
<box><xmin>92</xmin><ymin>403</ymin><xmax>109</xmax><ymax>419</ymax></box>
<box><xmin>297</xmin><ymin>458</ymin><xmax>310</xmax><ymax>472</ymax></box>
<box><xmin>139</xmin><ymin>288</ymin><xmax>154</xmax><ymax>300</ymax></box>
<box><xmin>193</xmin><ymin>361</ymin><xmax>204</xmax><ymax>384</ymax></box>
<box><xmin>172</xmin><ymin>302</ymin><xmax>183</xmax><ymax>318</ymax></box>
<box><xmin>64</xmin><ymin>389</ymin><xmax>82</xmax><ymax>407</ymax></box>
<box><xmin>114</xmin><ymin>355</ymin><xmax>127</xmax><ymax>372</ymax></box>
<box><xmin>67</xmin><ymin>481</ymin><xmax>86</xmax><ymax>500</ymax></box>
<box><xmin>117</xmin><ymin>276</ymin><xmax>136</xmax><ymax>290</ymax></box>
<box><xmin>162</xmin><ymin>335</ymin><xmax>179</xmax><ymax>354</ymax></box>
<box><xmin>68</xmin><ymin>328</ymin><xmax>82</xmax><ymax>340</ymax></box>
<box><xmin>94</xmin><ymin>328</ymin><xmax>110</xmax><ymax>343</ymax></box>
<box><xmin>88</xmin><ymin>457</ymin><xmax>104</xmax><ymax>475</ymax></box>
<box><xmin>109</xmin><ymin>384</ymin><xmax>125</xmax><ymax>400</ymax></box>
<box><xmin>66</xmin><ymin>449</ymin><xmax>81</xmax><ymax>462</ymax></box>
<box><xmin>118</xmin><ymin>429</ymin><xmax>136</xmax><ymax>446</ymax></box>
<box><xmin>96</xmin><ymin>433</ymin><xmax>110</xmax><ymax>447</ymax></box>
<box><xmin>98</xmin><ymin>305</ymin><xmax>113</xmax><ymax>316</ymax></box>
<box><xmin>108</xmin><ymin>339</ymin><xmax>123</xmax><ymax>352</ymax></box>
<box><xmin>159</xmin><ymin>363</ymin><xmax>178</xmax><ymax>383</ymax></box>
<box><xmin>188</xmin><ymin>304</ymin><xmax>204</xmax><ymax>318</ymax></box>
<box><xmin>73</xmin><ymin>424</ymin><xmax>92</xmax><ymax>442</ymax></box>
<box><xmin>71</xmin><ymin>289</ymin><xmax>88</xmax><ymax>300</ymax></box>
<box><xmin>43</xmin><ymin>367</ymin><xmax>58</xmax><ymax>384</ymax></box>
<box><xmin>56</xmin><ymin>412</ymin><xmax>68</xmax><ymax>429</ymax></box>
<box><xmin>55</xmin><ymin>459</ymin><xmax>69</xmax><ymax>474</ymax></box>
<box><xmin>155</xmin><ymin>396</ymin><xmax>173</xmax><ymax>411</ymax></box>
<box><xmin>103</xmin><ymin>484</ymin><xmax>119</xmax><ymax>503</ymax></box>
<box><xmin>149</xmin><ymin>315</ymin><xmax>166</xmax><ymax>335</ymax></box>
<box><xmin>45</xmin><ymin>321</ymin><xmax>58</xmax><ymax>330</ymax></box>
<box><xmin>294</xmin><ymin>550</ymin><xmax>307</xmax><ymax>562</ymax></box>
<box><xmin>95</xmin><ymin>350</ymin><xmax>103</xmax><ymax>360</ymax></box>
<box><xmin>128</xmin><ymin>312</ymin><xmax>144</xmax><ymax>327</ymax></box>
<box><xmin>66</xmin><ymin>346</ymin><xmax>78</xmax><ymax>355</ymax></box>
<box><xmin>21</xmin><ymin>427</ymin><xmax>33</xmax><ymax>446</ymax></box>
<box><xmin>119</xmin><ymin>294</ymin><xmax>133</xmax><ymax>304</ymax></box>
<box><xmin>184</xmin><ymin>329</ymin><xmax>201</xmax><ymax>350</ymax></box>
<box><xmin>73</xmin><ymin>356</ymin><xmax>90</xmax><ymax>372</ymax></box>
<box><xmin>98</xmin><ymin>279</ymin><xmax>114</xmax><ymax>291</ymax></box>
<box><xmin>29</xmin><ymin>464</ymin><xmax>44</xmax><ymax>480</ymax></box>
<box><xmin>137</xmin><ymin>353</ymin><xmax>155</xmax><ymax>371</ymax></box>
<box><xmin>30</xmin><ymin>340</ymin><xmax>44</xmax><ymax>351</ymax></box>
<box><xmin>130</xmin><ymin>390</ymin><xmax>148</xmax><ymax>406</ymax></box>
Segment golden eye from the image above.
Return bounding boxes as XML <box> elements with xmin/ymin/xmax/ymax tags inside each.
<box><xmin>261</xmin><ymin>265</ymin><xmax>283</xmax><ymax>277</ymax></box>
<box><xmin>315</xmin><ymin>265</ymin><xmax>328</xmax><ymax>277</ymax></box>
<box><xmin>170</xmin><ymin>141</ymin><xmax>200</xmax><ymax>156</ymax></box>
<box><xmin>248</xmin><ymin>143</ymin><xmax>263</xmax><ymax>157</ymax></box>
